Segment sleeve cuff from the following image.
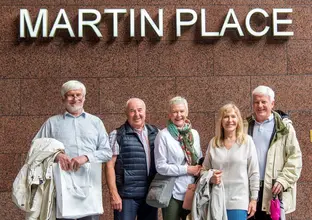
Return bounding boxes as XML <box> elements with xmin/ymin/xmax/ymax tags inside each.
<box><xmin>85</xmin><ymin>152</ymin><xmax>95</xmax><ymax>163</ymax></box>
<box><xmin>250</xmin><ymin>190</ymin><xmax>259</xmax><ymax>200</ymax></box>
<box><xmin>276</xmin><ymin>178</ymin><xmax>289</xmax><ymax>190</ymax></box>
<box><xmin>181</xmin><ymin>165</ymin><xmax>188</xmax><ymax>175</ymax></box>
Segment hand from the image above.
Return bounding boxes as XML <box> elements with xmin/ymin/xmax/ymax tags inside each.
<box><xmin>272</xmin><ymin>181</ymin><xmax>284</xmax><ymax>195</ymax></box>
<box><xmin>187</xmin><ymin>165</ymin><xmax>201</xmax><ymax>176</ymax></box>
<box><xmin>110</xmin><ymin>190</ymin><xmax>122</xmax><ymax>212</ymax></box>
<box><xmin>55</xmin><ymin>153</ymin><xmax>71</xmax><ymax>171</ymax></box>
<box><xmin>210</xmin><ymin>170</ymin><xmax>222</xmax><ymax>184</ymax></box>
<box><xmin>70</xmin><ymin>155</ymin><xmax>89</xmax><ymax>171</ymax></box>
<box><xmin>247</xmin><ymin>199</ymin><xmax>257</xmax><ymax>219</ymax></box>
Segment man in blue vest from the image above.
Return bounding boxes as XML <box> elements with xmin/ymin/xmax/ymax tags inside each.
<box><xmin>105</xmin><ymin>98</ymin><xmax>159</xmax><ymax>220</ymax></box>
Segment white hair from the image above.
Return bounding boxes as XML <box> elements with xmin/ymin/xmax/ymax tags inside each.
<box><xmin>61</xmin><ymin>80</ymin><xmax>86</xmax><ymax>98</ymax></box>
<box><xmin>169</xmin><ymin>96</ymin><xmax>188</xmax><ymax>115</ymax></box>
<box><xmin>126</xmin><ymin>98</ymin><xmax>146</xmax><ymax>111</ymax></box>
<box><xmin>252</xmin><ymin>85</ymin><xmax>275</xmax><ymax>102</ymax></box>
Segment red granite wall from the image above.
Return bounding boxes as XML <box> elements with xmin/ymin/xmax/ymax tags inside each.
<box><xmin>0</xmin><ymin>0</ymin><xmax>311</xmax><ymax>219</ymax></box>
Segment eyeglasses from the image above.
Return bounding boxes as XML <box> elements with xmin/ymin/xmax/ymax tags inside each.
<box><xmin>65</xmin><ymin>93</ymin><xmax>84</xmax><ymax>100</ymax></box>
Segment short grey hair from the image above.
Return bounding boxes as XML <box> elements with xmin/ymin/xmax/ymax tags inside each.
<box><xmin>252</xmin><ymin>85</ymin><xmax>275</xmax><ymax>102</ymax></box>
<box><xmin>125</xmin><ymin>98</ymin><xmax>146</xmax><ymax>111</ymax></box>
<box><xmin>61</xmin><ymin>80</ymin><xmax>86</xmax><ymax>98</ymax></box>
<box><xmin>169</xmin><ymin>96</ymin><xmax>188</xmax><ymax>114</ymax></box>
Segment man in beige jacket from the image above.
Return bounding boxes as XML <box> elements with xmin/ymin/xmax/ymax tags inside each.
<box><xmin>246</xmin><ymin>85</ymin><xmax>302</xmax><ymax>220</ymax></box>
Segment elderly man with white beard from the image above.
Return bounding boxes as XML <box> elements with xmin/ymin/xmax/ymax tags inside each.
<box><xmin>33</xmin><ymin>80</ymin><xmax>112</xmax><ymax>220</ymax></box>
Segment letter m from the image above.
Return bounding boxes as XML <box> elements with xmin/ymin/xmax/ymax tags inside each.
<box><xmin>20</xmin><ymin>9</ymin><xmax>48</xmax><ymax>38</ymax></box>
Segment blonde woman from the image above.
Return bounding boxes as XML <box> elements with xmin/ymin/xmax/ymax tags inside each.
<box><xmin>202</xmin><ymin>103</ymin><xmax>259</xmax><ymax>220</ymax></box>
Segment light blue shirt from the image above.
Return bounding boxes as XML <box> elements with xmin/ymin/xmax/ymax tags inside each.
<box><xmin>34</xmin><ymin>111</ymin><xmax>112</xmax><ymax>163</ymax></box>
<box><xmin>252</xmin><ymin>113</ymin><xmax>274</xmax><ymax>180</ymax></box>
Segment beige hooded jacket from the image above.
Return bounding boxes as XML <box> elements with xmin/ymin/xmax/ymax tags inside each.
<box><xmin>245</xmin><ymin>111</ymin><xmax>302</xmax><ymax>214</ymax></box>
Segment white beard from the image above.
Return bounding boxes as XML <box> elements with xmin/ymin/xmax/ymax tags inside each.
<box><xmin>65</xmin><ymin>103</ymin><xmax>83</xmax><ymax>114</ymax></box>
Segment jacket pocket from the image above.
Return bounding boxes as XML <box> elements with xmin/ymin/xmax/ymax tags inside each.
<box><xmin>281</xmin><ymin>190</ymin><xmax>292</xmax><ymax>213</ymax></box>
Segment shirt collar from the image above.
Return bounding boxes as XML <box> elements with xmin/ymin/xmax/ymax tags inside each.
<box><xmin>133</xmin><ymin>125</ymin><xmax>147</xmax><ymax>134</ymax></box>
<box><xmin>254</xmin><ymin>113</ymin><xmax>274</xmax><ymax>124</ymax></box>
<box><xmin>63</xmin><ymin>110</ymin><xmax>86</xmax><ymax>118</ymax></box>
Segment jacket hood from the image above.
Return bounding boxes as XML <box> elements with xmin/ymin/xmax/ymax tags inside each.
<box><xmin>274</xmin><ymin>110</ymin><xmax>289</xmax><ymax>120</ymax></box>
<box><xmin>273</xmin><ymin>110</ymin><xmax>290</xmax><ymax>136</ymax></box>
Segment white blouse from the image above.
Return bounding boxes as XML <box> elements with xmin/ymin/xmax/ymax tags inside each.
<box><xmin>154</xmin><ymin>127</ymin><xmax>202</xmax><ymax>201</ymax></box>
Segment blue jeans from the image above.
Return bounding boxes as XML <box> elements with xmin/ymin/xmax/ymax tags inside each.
<box><xmin>226</xmin><ymin>210</ymin><xmax>247</xmax><ymax>220</ymax></box>
<box><xmin>114</xmin><ymin>198</ymin><xmax>158</xmax><ymax>220</ymax></box>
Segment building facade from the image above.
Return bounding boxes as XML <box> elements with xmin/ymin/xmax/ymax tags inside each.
<box><xmin>0</xmin><ymin>0</ymin><xmax>311</xmax><ymax>219</ymax></box>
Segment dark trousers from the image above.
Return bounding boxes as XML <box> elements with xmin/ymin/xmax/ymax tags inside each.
<box><xmin>57</xmin><ymin>215</ymin><xmax>99</xmax><ymax>220</ymax></box>
<box><xmin>162</xmin><ymin>197</ymin><xmax>190</xmax><ymax>220</ymax></box>
<box><xmin>254</xmin><ymin>186</ymin><xmax>272</xmax><ymax>220</ymax></box>
<box><xmin>114</xmin><ymin>198</ymin><xmax>158</xmax><ymax>220</ymax></box>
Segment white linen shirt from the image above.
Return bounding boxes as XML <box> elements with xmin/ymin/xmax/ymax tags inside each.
<box><xmin>154</xmin><ymin>127</ymin><xmax>202</xmax><ymax>201</ymax></box>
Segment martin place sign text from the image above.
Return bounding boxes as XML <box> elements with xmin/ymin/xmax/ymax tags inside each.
<box><xmin>19</xmin><ymin>8</ymin><xmax>294</xmax><ymax>38</ymax></box>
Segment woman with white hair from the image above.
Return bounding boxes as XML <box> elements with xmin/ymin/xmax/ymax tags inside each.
<box><xmin>154</xmin><ymin>96</ymin><xmax>202</xmax><ymax>220</ymax></box>
<box><xmin>202</xmin><ymin>103</ymin><xmax>259</xmax><ymax>220</ymax></box>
